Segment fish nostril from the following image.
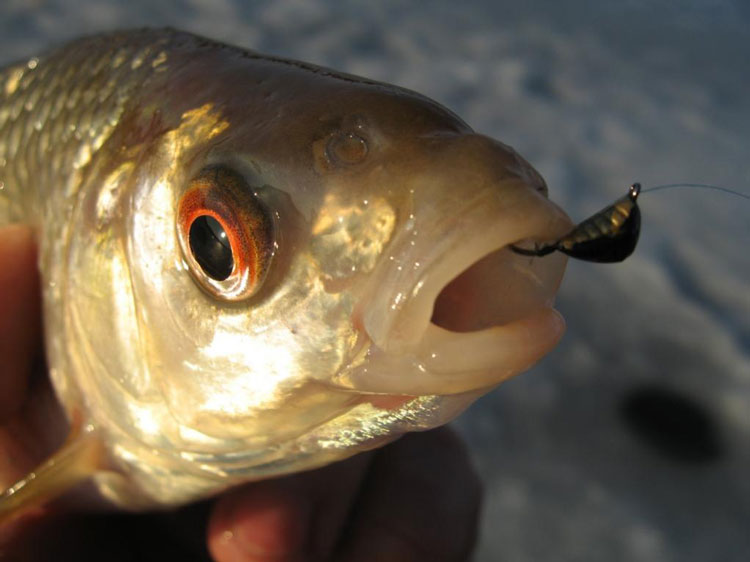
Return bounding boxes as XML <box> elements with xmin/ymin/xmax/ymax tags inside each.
<box><xmin>619</xmin><ymin>384</ymin><xmax>724</xmax><ymax>465</ymax></box>
<box><xmin>325</xmin><ymin>131</ymin><xmax>368</xmax><ymax>167</ymax></box>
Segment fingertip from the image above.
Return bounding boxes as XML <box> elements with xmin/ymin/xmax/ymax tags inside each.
<box><xmin>207</xmin><ymin>482</ymin><xmax>311</xmax><ymax>562</ymax></box>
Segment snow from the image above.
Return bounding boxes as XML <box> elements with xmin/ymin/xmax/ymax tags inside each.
<box><xmin>2</xmin><ymin>1</ymin><xmax>748</xmax><ymax>559</ymax></box>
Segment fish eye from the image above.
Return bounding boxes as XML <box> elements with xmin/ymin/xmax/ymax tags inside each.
<box><xmin>177</xmin><ymin>167</ymin><xmax>275</xmax><ymax>301</ymax></box>
<box><xmin>188</xmin><ymin>215</ymin><xmax>234</xmax><ymax>281</ymax></box>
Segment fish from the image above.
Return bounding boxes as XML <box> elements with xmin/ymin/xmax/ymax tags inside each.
<box><xmin>0</xmin><ymin>28</ymin><xmax>573</xmax><ymax>519</ymax></box>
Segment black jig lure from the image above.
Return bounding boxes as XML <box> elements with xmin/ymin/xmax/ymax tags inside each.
<box><xmin>511</xmin><ymin>183</ymin><xmax>641</xmax><ymax>263</ymax></box>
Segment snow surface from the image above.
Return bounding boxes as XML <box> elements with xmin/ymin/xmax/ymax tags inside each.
<box><xmin>1</xmin><ymin>1</ymin><xmax>748</xmax><ymax>560</ymax></box>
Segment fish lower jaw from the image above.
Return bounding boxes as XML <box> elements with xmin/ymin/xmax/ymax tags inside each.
<box><xmin>421</xmin><ymin>308</ymin><xmax>565</xmax><ymax>377</ymax></box>
<box><xmin>339</xmin><ymin>306</ymin><xmax>564</xmax><ymax>396</ymax></box>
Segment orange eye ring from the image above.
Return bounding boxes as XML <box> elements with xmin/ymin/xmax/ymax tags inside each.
<box><xmin>177</xmin><ymin>167</ymin><xmax>274</xmax><ymax>301</ymax></box>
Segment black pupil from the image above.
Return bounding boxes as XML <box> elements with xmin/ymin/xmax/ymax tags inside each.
<box><xmin>188</xmin><ymin>215</ymin><xmax>234</xmax><ymax>281</ymax></box>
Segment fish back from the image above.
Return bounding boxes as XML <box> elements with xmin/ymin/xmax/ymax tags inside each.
<box><xmin>0</xmin><ymin>30</ymin><xmax>174</xmax><ymax>226</ymax></box>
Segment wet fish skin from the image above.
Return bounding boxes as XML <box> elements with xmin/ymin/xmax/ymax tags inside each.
<box><xmin>0</xmin><ymin>29</ymin><xmax>571</xmax><ymax>510</ymax></box>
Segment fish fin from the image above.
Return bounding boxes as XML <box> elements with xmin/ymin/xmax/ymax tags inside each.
<box><xmin>0</xmin><ymin>414</ymin><xmax>104</xmax><ymax>524</ymax></box>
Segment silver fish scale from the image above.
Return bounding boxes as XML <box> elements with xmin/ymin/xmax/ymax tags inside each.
<box><xmin>0</xmin><ymin>31</ymin><xmax>170</xmax><ymax>226</ymax></box>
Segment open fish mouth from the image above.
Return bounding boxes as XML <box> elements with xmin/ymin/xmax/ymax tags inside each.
<box><xmin>339</xmin><ymin>185</ymin><xmax>573</xmax><ymax>396</ymax></box>
<box><xmin>423</xmin><ymin>245</ymin><xmax>567</xmax><ymax>375</ymax></box>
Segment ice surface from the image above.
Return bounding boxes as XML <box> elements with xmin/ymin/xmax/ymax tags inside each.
<box><xmin>1</xmin><ymin>1</ymin><xmax>748</xmax><ymax>560</ymax></box>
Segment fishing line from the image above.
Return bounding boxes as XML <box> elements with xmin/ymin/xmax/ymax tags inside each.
<box><xmin>640</xmin><ymin>183</ymin><xmax>750</xmax><ymax>201</ymax></box>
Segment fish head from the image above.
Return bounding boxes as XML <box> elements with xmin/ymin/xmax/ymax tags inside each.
<box><xmin>57</xmin><ymin>41</ymin><xmax>572</xmax><ymax>504</ymax></box>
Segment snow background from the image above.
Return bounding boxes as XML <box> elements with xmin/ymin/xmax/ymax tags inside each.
<box><xmin>1</xmin><ymin>1</ymin><xmax>749</xmax><ymax>560</ymax></box>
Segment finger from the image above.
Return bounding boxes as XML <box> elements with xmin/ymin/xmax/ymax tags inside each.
<box><xmin>0</xmin><ymin>224</ymin><xmax>41</xmax><ymax>421</ymax></box>
<box><xmin>333</xmin><ymin>427</ymin><xmax>482</xmax><ymax>562</ymax></box>
<box><xmin>207</xmin><ymin>476</ymin><xmax>312</xmax><ymax>562</ymax></box>
<box><xmin>302</xmin><ymin>451</ymin><xmax>373</xmax><ymax>557</ymax></box>
<box><xmin>206</xmin><ymin>452</ymin><xmax>372</xmax><ymax>562</ymax></box>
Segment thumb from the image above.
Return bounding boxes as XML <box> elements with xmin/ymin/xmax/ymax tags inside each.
<box><xmin>0</xmin><ymin>224</ymin><xmax>41</xmax><ymax>421</ymax></box>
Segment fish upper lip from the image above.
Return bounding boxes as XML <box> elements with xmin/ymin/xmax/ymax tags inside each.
<box><xmin>338</xmin><ymin>186</ymin><xmax>573</xmax><ymax>396</ymax></box>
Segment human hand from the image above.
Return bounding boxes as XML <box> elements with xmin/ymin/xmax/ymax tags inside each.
<box><xmin>0</xmin><ymin>224</ymin><xmax>482</xmax><ymax>561</ymax></box>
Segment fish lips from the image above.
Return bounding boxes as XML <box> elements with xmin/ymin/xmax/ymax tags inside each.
<box><xmin>339</xmin><ymin>182</ymin><xmax>573</xmax><ymax>396</ymax></box>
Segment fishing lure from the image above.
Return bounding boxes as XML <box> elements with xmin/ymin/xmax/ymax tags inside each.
<box><xmin>511</xmin><ymin>183</ymin><xmax>642</xmax><ymax>263</ymax></box>
<box><xmin>511</xmin><ymin>182</ymin><xmax>750</xmax><ymax>263</ymax></box>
